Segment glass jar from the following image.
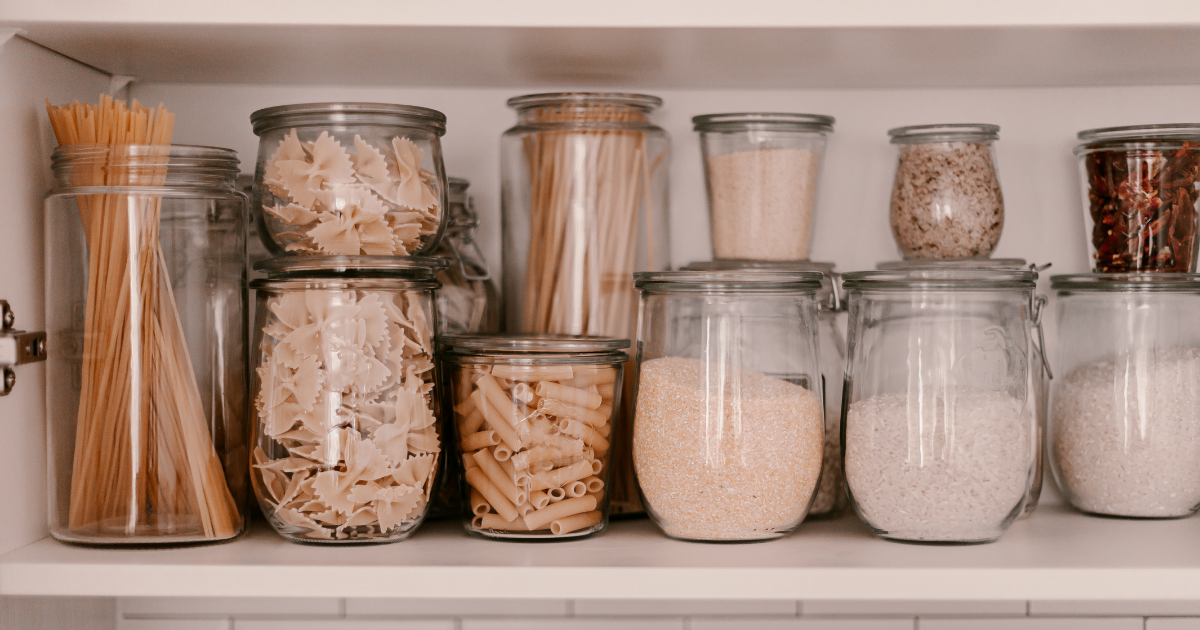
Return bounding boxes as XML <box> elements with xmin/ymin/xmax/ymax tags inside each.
<box><xmin>45</xmin><ymin>145</ymin><xmax>249</xmax><ymax>545</ymax></box>
<box><xmin>438</xmin><ymin>334</ymin><xmax>628</xmax><ymax>539</ymax></box>
<box><xmin>1050</xmin><ymin>274</ymin><xmax>1200</xmax><ymax>518</ymax></box>
<box><xmin>841</xmin><ymin>269</ymin><xmax>1044</xmax><ymax>543</ymax></box>
<box><xmin>888</xmin><ymin>124</ymin><xmax>1004</xmax><ymax>259</ymax></box>
<box><xmin>632</xmin><ymin>271</ymin><xmax>826</xmax><ymax>541</ymax></box>
<box><xmin>434</xmin><ymin>178</ymin><xmax>501</xmax><ymax>334</ymax></box>
<box><xmin>693</xmin><ymin>113</ymin><xmax>834</xmax><ymax>261</ymax></box>
<box><xmin>680</xmin><ymin>259</ymin><xmax>846</xmax><ymax>517</ymax></box>
<box><xmin>250</xmin><ymin>102</ymin><xmax>448</xmax><ymax>258</ymax></box>
<box><xmin>248</xmin><ymin>257</ymin><xmax>445</xmax><ymax>543</ymax></box>
<box><xmin>1075</xmin><ymin>125</ymin><xmax>1200</xmax><ymax>273</ymax></box>
<box><xmin>501</xmin><ymin>92</ymin><xmax>671</xmax><ymax>517</ymax></box>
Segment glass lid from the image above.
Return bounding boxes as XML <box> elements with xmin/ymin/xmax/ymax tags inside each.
<box><xmin>692</xmin><ymin>113</ymin><xmax>835</xmax><ymax>133</ymax></box>
<box><xmin>1076</xmin><ymin>124</ymin><xmax>1200</xmax><ymax>147</ymax></box>
<box><xmin>888</xmin><ymin>124</ymin><xmax>1000</xmax><ymax>144</ymax></box>
<box><xmin>842</xmin><ymin>268</ymin><xmax>1037</xmax><ymax>290</ymax></box>
<box><xmin>1051</xmin><ymin>273</ymin><xmax>1200</xmax><ymax>292</ymax></box>
<box><xmin>634</xmin><ymin>270</ymin><xmax>824</xmax><ymax>292</ymax></box>
<box><xmin>250</xmin><ymin>102</ymin><xmax>447</xmax><ymax>136</ymax></box>
<box><xmin>437</xmin><ymin>334</ymin><xmax>630</xmax><ymax>354</ymax></box>
<box><xmin>256</xmin><ymin>255</ymin><xmax>449</xmax><ymax>278</ymax></box>
<box><xmin>877</xmin><ymin>258</ymin><xmax>1029</xmax><ymax>270</ymax></box>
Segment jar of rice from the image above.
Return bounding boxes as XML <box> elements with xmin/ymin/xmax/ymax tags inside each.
<box><xmin>1050</xmin><ymin>274</ymin><xmax>1200</xmax><ymax>519</ymax></box>
<box><xmin>632</xmin><ymin>270</ymin><xmax>826</xmax><ymax>542</ymax></box>
<box><xmin>841</xmin><ymin>268</ymin><xmax>1047</xmax><ymax>544</ymax></box>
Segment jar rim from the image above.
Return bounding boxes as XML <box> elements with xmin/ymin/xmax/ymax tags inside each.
<box><xmin>255</xmin><ymin>255</ymin><xmax>449</xmax><ymax>278</ymax></box>
<box><xmin>842</xmin><ymin>268</ymin><xmax>1036</xmax><ymax>289</ymax></box>
<box><xmin>250</xmin><ymin>102</ymin><xmax>447</xmax><ymax>136</ymax></box>
<box><xmin>692</xmin><ymin>112</ymin><xmax>835</xmax><ymax>133</ymax></box>
<box><xmin>506</xmin><ymin>92</ymin><xmax>662</xmax><ymax>112</ymax></box>
<box><xmin>1051</xmin><ymin>273</ymin><xmax>1200</xmax><ymax>291</ymax></box>
<box><xmin>52</xmin><ymin>143</ymin><xmax>239</xmax><ymax>171</ymax></box>
<box><xmin>250</xmin><ymin>277</ymin><xmax>439</xmax><ymax>291</ymax></box>
<box><xmin>1076</xmin><ymin>124</ymin><xmax>1200</xmax><ymax>145</ymax></box>
<box><xmin>634</xmin><ymin>270</ymin><xmax>824</xmax><ymax>291</ymax></box>
<box><xmin>437</xmin><ymin>333</ymin><xmax>630</xmax><ymax>355</ymax></box>
<box><xmin>888</xmin><ymin>124</ymin><xmax>1000</xmax><ymax>144</ymax></box>
<box><xmin>876</xmin><ymin>258</ymin><xmax>1030</xmax><ymax>270</ymax></box>
<box><xmin>681</xmin><ymin>259</ymin><xmax>835</xmax><ymax>273</ymax></box>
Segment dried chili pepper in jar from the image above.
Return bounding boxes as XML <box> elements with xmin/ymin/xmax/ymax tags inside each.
<box><xmin>1076</xmin><ymin>125</ymin><xmax>1200</xmax><ymax>273</ymax></box>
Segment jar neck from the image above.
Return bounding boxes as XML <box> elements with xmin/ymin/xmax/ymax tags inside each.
<box><xmin>52</xmin><ymin>144</ymin><xmax>240</xmax><ymax>189</ymax></box>
<box><xmin>509</xmin><ymin>93</ymin><xmax>660</xmax><ymax>126</ymax></box>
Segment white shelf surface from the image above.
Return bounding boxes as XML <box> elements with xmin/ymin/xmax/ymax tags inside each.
<box><xmin>3</xmin><ymin>504</ymin><xmax>1200</xmax><ymax>600</ymax></box>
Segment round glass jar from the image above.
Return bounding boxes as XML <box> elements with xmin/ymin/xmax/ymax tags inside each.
<box><xmin>1050</xmin><ymin>274</ymin><xmax>1200</xmax><ymax>518</ymax></box>
<box><xmin>434</xmin><ymin>178</ymin><xmax>501</xmax><ymax>334</ymax></box>
<box><xmin>692</xmin><ymin>113</ymin><xmax>834</xmax><ymax>261</ymax></box>
<box><xmin>841</xmin><ymin>269</ymin><xmax>1043</xmax><ymax>543</ymax></box>
<box><xmin>633</xmin><ymin>271</ymin><xmax>826</xmax><ymax>541</ymax></box>
<box><xmin>438</xmin><ymin>334</ymin><xmax>628</xmax><ymax>540</ymax></box>
<box><xmin>249</xmin><ymin>257</ymin><xmax>443</xmax><ymax>544</ymax></box>
<box><xmin>888</xmin><ymin>124</ymin><xmax>1004</xmax><ymax>259</ymax></box>
<box><xmin>680</xmin><ymin>259</ymin><xmax>846</xmax><ymax>517</ymax></box>
<box><xmin>45</xmin><ymin>145</ymin><xmax>249</xmax><ymax>545</ymax></box>
<box><xmin>250</xmin><ymin>102</ymin><xmax>448</xmax><ymax>258</ymax></box>
<box><xmin>1075</xmin><ymin>125</ymin><xmax>1200</xmax><ymax>273</ymax></box>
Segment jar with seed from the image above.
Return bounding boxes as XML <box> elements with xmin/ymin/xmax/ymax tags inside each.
<box><xmin>437</xmin><ymin>334</ymin><xmax>628</xmax><ymax>540</ymax></box>
<box><xmin>250</xmin><ymin>102</ymin><xmax>448</xmax><ymax>258</ymax></box>
<box><xmin>888</xmin><ymin>124</ymin><xmax>1004</xmax><ymax>259</ymax></box>
<box><xmin>249</xmin><ymin>256</ymin><xmax>447</xmax><ymax>544</ymax></box>
<box><xmin>632</xmin><ymin>271</ymin><xmax>826</xmax><ymax>542</ymax></box>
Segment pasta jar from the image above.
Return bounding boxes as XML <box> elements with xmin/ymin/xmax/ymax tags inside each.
<box><xmin>888</xmin><ymin>124</ymin><xmax>1004</xmax><ymax>259</ymax></box>
<box><xmin>693</xmin><ymin>113</ymin><xmax>834</xmax><ymax>261</ymax></box>
<box><xmin>1075</xmin><ymin>125</ymin><xmax>1200</xmax><ymax>273</ymax></box>
<box><xmin>437</xmin><ymin>334</ymin><xmax>628</xmax><ymax>539</ymax></box>
<box><xmin>680</xmin><ymin>259</ymin><xmax>846</xmax><ymax>517</ymax></box>
<box><xmin>249</xmin><ymin>256</ymin><xmax>446</xmax><ymax>544</ymax></box>
<box><xmin>434</xmin><ymin>178</ymin><xmax>501</xmax><ymax>334</ymax></box>
<box><xmin>45</xmin><ymin>145</ymin><xmax>249</xmax><ymax>545</ymax></box>
<box><xmin>841</xmin><ymin>269</ymin><xmax>1046</xmax><ymax>543</ymax></box>
<box><xmin>1050</xmin><ymin>274</ymin><xmax>1200</xmax><ymax>518</ymax></box>
<box><xmin>250</xmin><ymin>102</ymin><xmax>448</xmax><ymax>258</ymax></box>
<box><xmin>633</xmin><ymin>271</ymin><xmax>826</xmax><ymax>541</ymax></box>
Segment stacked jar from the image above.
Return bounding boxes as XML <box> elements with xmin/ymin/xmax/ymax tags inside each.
<box><xmin>247</xmin><ymin>103</ymin><xmax>450</xmax><ymax>544</ymax></box>
<box><xmin>434</xmin><ymin>178</ymin><xmax>501</xmax><ymax>335</ymax></box>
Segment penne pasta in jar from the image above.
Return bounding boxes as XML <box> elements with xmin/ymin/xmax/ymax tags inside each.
<box><xmin>437</xmin><ymin>334</ymin><xmax>628</xmax><ymax>539</ymax></box>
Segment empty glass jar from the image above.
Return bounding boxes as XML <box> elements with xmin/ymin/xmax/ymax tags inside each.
<box><xmin>841</xmin><ymin>268</ymin><xmax>1044</xmax><ymax>543</ymax></box>
<box><xmin>1050</xmin><ymin>274</ymin><xmax>1200</xmax><ymax>518</ymax></box>
<box><xmin>434</xmin><ymin>178</ymin><xmax>501</xmax><ymax>334</ymax></box>
<box><xmin>633</xmin><ymin>271</ymin><xmax>826</xmax><ymax>541</ymax></box>
<box><xmin>250</xmin><ymin>102</ymin><xmax>448</xmax><ymax>257</ymax></box>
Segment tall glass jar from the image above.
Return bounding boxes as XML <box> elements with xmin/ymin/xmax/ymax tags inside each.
<box><xmin>888</xmin><ymin>124</ymin><xmax>1004</xmax><ymax>259</ymax></box>
<box><xmin>841</xmin><ymin>269</ymin><xmax>1044</xmax><ymax>543</ymax></box>
<box><xmin>680</xmin><ymin>259</ymin><xmax>846</xmax><ymax>517</ymax></box>
<box><xmin>249</xmin><ymin>257</ymin><xmax>444</xmax><ymax>544</ymax></box>
<box><xmin>632</xmin><ymin>271</ymin><xmax>826</xmax><ymax>541</ymax></box>
<box><xmin>1050</xmin><ymin>274</ymin><xmax>1200</xmax><ymax>518</ymax></box>
<box><xmin>250</xmin><ymin>102</ymin><xmax>448</xmax><ymax>257</ymax></box>
<box><xmin>438</xmin><ymin>334</ymin><xmax>628</xmax><ymax>539</ymax></box>
<box><xmin>45</xmin><ymin>145</ymin><xmax>249</xmax><ymax>545</ymax></box>
<box><xmin>434</xmin><ymin>178</ymin><xmax>501</xmax><ymax>334</ymax></box>
<box><xmin>693</xmin><ymin>113</ymin><xmax>834</xmax><ymax>261</ymax></box>
<box><xmin>502</xmin><ymin>92</ymin><xmax>671</xmax><ymax>517</ymax></box>
<box><xmin>1075</xmin><ymin>125</ymin><xmax>1200</xmax><ymax>273</ymax></box>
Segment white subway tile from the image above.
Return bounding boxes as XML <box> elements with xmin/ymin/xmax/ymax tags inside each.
<box><xmin>347</xmin><ymin>598</ymin><xmax>568</xmax><ymax>617</ymax></box>
<box><xmin>462</xmin><ymin>619</ymin><xmax>684</xmax><ymax>630</ymax></box>
<box><xmin>918</xmin><ymin>619</ymin><xmax>1144</xmax><ymax>630</ymax></box>
<box><xmin>235</xmin><ymin>622</ymin><xmax>453</xmax><ymax>630</ymax></box>
<box><xmin>121</xmin><ymin>621</ymin><xmax>230</xmax><ymax>630</ymax></box>
<box><xmin>120</xmin><ymin>597</ymin><xmax>340</xmax><ymax>618</ymax></box>
<box><xmin>1147</xmin><ymin>620</ymin><xmax>1200</xmax><ymax>630</ymax></box>
<box><xmin>574</xmin><ymin>599</ymin><xmax>797</xmax><ymax>617</ymax></box>
<box><xmin>692</xmin><ymin>619</ymin><xmax>914</xmax><ymax>630</ymax></box>
<box><xmin>804</xmin><ymin>600</ymin><xmax>1025</xmax><ymax>617</ymax></box>
<box><xmin>1032</xmin><ymin>601</ymin><xmax>1200</xmax><ymax>616</ymax></box>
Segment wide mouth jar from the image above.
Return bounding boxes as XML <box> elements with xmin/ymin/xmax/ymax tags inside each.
<box><xmin>888</xmin><ymin>123</ymin><xmax>1000</xmax><ymax>145</ymax></box>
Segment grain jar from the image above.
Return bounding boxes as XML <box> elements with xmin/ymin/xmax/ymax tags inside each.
<box><xmin>632</xmin><ymin>271</ymin><xmax>826</xmax><ymax>541</ymax></box>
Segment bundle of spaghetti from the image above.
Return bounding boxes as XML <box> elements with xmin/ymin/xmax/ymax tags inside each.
<box><xmin>46</xmin><ymin>95</ymin><xmax>240</xmax><ymax>539</ymax></box>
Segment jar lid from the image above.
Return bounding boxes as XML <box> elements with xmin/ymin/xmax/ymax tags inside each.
<box><xmin>876</xmin><ymin>258</ymin><xmax>1029</xmax><ymax>270</ymax></box>
<box><xmin>250</xmin><ymin>102</ymin><xmax>447</xmax><ymax>136</ymax></box>
<box><xmin>506</xmin><ymin>92</ymin><xmax>662</xmax><ymax>112</ymax></box>
<box><xmin>682</xmin><ymin>259</ymin><xmax>835</xmax><ymax>273</ymax></box>
<box><xmin>634</xmin><ymin>270</ymin><xmax>824</xmax><ymax>292</ymax></box>
<box><xmin>1076</xmin><ymin>124</ymin><xmax>1200</xmax><ymax>146</ymax></box>
<box><xmin>446</xmin><ymin>177</ymin><xmax>478</xmax><ymax>231</ymax></box>
<box><xmin>437</xmin><ymin>334</ymin><xmax>630</xmax><ymax>362</ymax></box>
<box><xmin>51</xmin><ymin>144</ymin><xmax>240</xmax><ymax>189</ymax></box>
<box><xmin>888</xmin><ymin>124</ymin><xmax>1000</xmax><ymax>144</ymax></box>
<box><xmin>842</xmin><ymin>268</ymin><xmax>1036</xmax><ymax>290</ymax></box>
<box><xmin>1051</xmin><ymin>273</ymin><xmax>1200</xmax><ymax>292</ymax></box>
<box><xmin>255</xmin><ymin>255</ymin><xmax>449</xmax><ymax>279</ymax></box>
<box><xmin>692</xmin><ymin>113</ymin><xmax>835</xmax><ymax>133</ymax></box>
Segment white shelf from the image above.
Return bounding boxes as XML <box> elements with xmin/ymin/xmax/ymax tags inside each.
<box><xmin>3</xmin><ymin>505</ymin><xmax>1200</xmax><ymax>600</ymax></box>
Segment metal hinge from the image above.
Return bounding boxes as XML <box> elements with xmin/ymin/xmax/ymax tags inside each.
<box><xmin>0</xmin><ymin>301</ymin><xmax>47</xmax><ymax>396</ymax></box>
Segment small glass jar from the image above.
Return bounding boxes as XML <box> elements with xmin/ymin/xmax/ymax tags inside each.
<box><xmin>45</xmin><ymin>145</ymin><xmax>249</xmax><ymax>545</ymax></box>
<box><xmin>250</xmin><ymin>102</ymin><xmax>448</xmax><ymax>258</ymax></box>
<box><xmin>434</xmin><ymin>178</ymin><xmax>501</xmax><ymax>334</ymax></box>
<box><xmin>633</xmin><ymin>271</ymin><xmax>826</xmax><ymax>541</ymax></box>
<box><xmin>1075</xmin><ymin>125</ymin><xmax>1200</xmax><ymax>273</ymax></box>
<box><xmin>841</xmin><ymin>269</ymin><xmax>1044</xmax><ymax>543</ymax></box>
<box><xmin>249</xmin><ymin>256</ymin><xmax>445</xmax><ymax>544</ymax></box>
<box><xmin>680</xmin><ymin>259</ymin><xmax>846</xmax><ymax>517</ymax></box>
<box><xmin>438</xmin><ymin>334</ymin><xmax>628</xmax><ymax>539</ymax></box>
<box><xmin>1050</xmin><ymin>274</ymin><xmax>1200</xmax><ymax>518</ymax></box>
<box><xmin>888</xmin><ymin>124</ymin><xmax>1004</xmax><ymax>259</ymax></box>
<box><xmin>693</xmin><ymin>113</ymin><xmax>835</xmax><ymax>261</ymax></box>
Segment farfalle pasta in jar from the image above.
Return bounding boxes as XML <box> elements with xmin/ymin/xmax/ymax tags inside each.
<box><xmin>250</xmin><ymin>103</ymin><xmax>448</xmax><ymax>258</ymax></box>
<box><xmin>250</xmin><ymin>257</ymin><xmax>445</xmax><ymax>543</ymax></box>
<box><xmin>437</xmin><ymin>335</ymin><xmax>628</xmax><ymax>540</ymax></box>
